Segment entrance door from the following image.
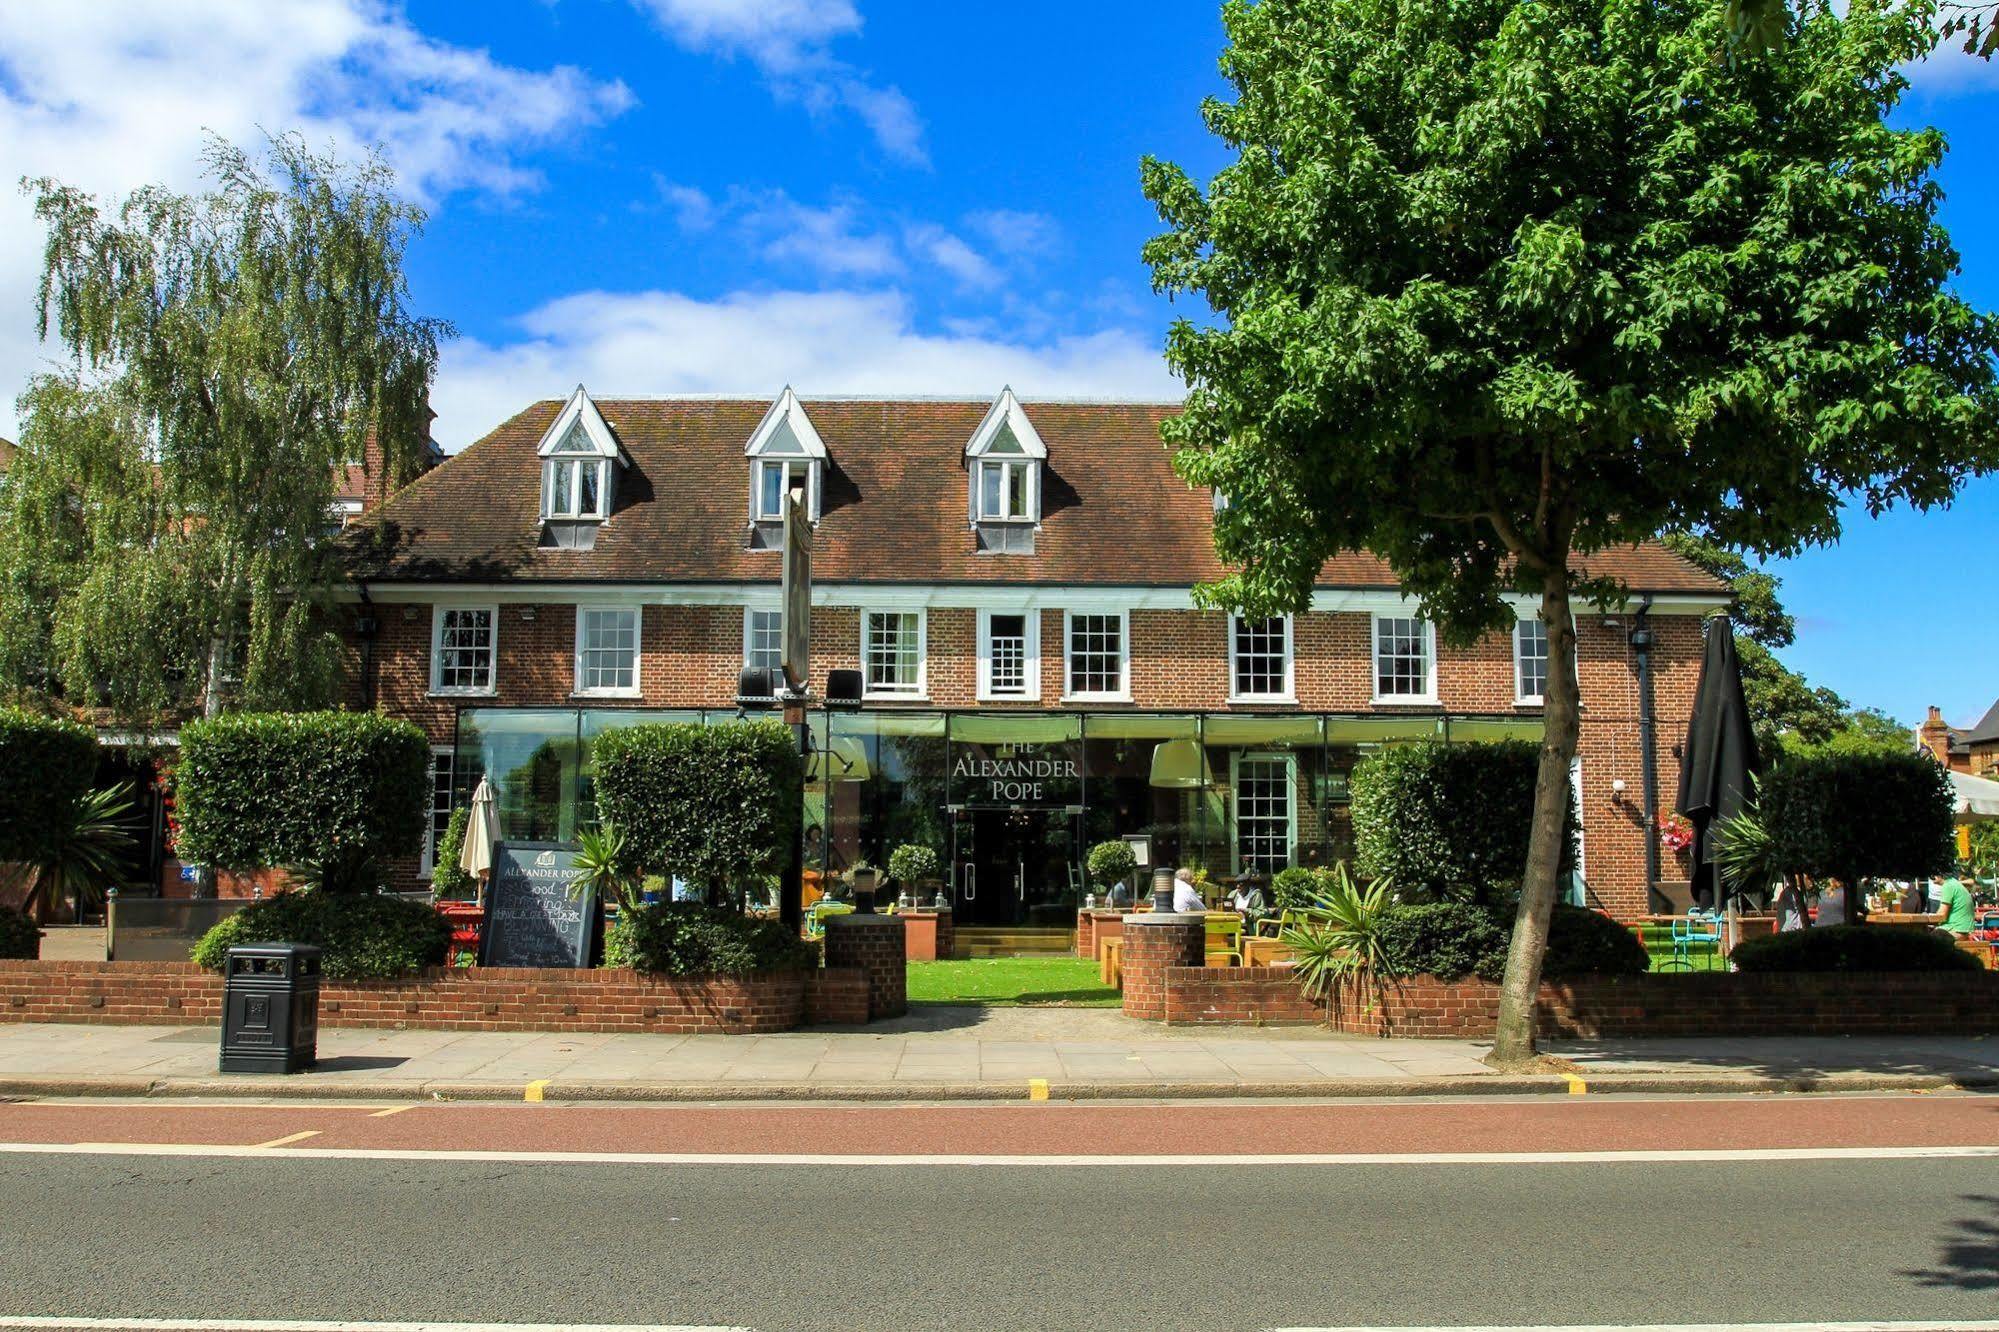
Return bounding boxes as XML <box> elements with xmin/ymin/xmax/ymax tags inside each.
<box><xmin>952</xmin><ymin>808</ymin><xmax>1078</xmax><ymax>926</ymax></box>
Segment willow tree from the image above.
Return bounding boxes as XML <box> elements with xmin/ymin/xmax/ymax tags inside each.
<box><xmin>1142</xmin><ymin>0</ymin><xmax>1999</xmax><ymax>1064</ymax></box>
<box><xmin>0</xmin><ymin>134</ymin><xmax>448</xmax><ymax>729</ymax></box>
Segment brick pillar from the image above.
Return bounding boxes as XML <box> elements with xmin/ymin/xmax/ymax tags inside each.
<box><xmin>824</xmin><ymin>914</ymin><xmax>907</xmax><ymax>1020</ymax></box>
<box><xmin>1120</xmin><ymin>914</ymin><xmax>1205</xmax><ymax>1022</ymax></box>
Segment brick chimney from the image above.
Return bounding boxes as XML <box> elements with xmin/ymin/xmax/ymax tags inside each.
<box><xmin>1917</xmin><ymin>705</ymin><xmax>1953</xmax><ymax>765</ymax></box>
<box><xmin>354</xmin><ymin>404</ymin><xmax>440</xmax><ymax>515</ymax></box>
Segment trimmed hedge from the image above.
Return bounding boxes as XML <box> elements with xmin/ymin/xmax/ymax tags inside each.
<box><xmin>190</xmin><ymin>891</ymin><xmax>451</xmax><ymax>980</ymax></box>
<box><xmin>173</xmin><ymin>712</ymin><xmax>430</xmax><ymax>881</ymax></box>
<box><xmin>0</xmin><ymin>906</ymin><xmax>41</xmax><ymax>960</ymax></box>
<box><xmin>1349</xmin><ymin>740</ymin><xmax>1574</xmax><ymax>903</ymax></box>
<box><xmin>1759</xmin><ymin>752</ymin><xmax>1956</xmax><ymax>884</ymax></box>
<box><xmin>429</xmin><ymin>806</ymin><xmax>474</xmax><ymax>898</ymax></box>
<box><xmin>0</xmin><ymin>708</ymin><xmax>98</xmax><ymax>865</ymax></box>
<box><xmin>593</xmin><ymin>721</ymin><xmax>802</xmax><ymax>900</ymax></box>
<box><xmin>604</xmin><ymin>901</ymin><xmax>817</xmax><ymax>977</ymax></box>
<box><xmin>1731</xmin><ymin>924</ymin><xmax>1982</xmax><ymax>974</ymax></box>
<box><xmin>1374</xmin><ymin>902</ymin><xmax>1647</xmax><ymax>982</ymax></box>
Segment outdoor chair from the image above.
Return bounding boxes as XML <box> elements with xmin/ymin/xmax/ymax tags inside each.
<box><xmin>1203</xmin><ymin>913</ymin><xmax>1244</xmax><ymax>967</ymax></box>
<box><xmin>1664</xmin><ymin>914</ymin><xmax>1723</xmax><ymax>972</ymax></box>
<box><xmin>804</xmin><ymin>900</ymin><xmax>855</xmax><ymax>939</ymax></box>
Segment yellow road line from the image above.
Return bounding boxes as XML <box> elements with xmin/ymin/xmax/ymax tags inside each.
<box><xmin>1563</xmin><ymin>1074</ymin><xmax>1588</xmax><ymax>1096</ymax></box>
<box><xmin>368</xmin><ymin>1105</ymin><xmax>414</xmax><ymax>1118</ymax></box>
<box><xmin>524</xmin><ymin>1079</ymin><xmax>551</xmax><ymax>1103</ymax></box>
<box><xmin>251</xmin><ymin>1130</ymin><xmax>321</xmax><ymax>1149</ymax></box>
<box><xmin>1027</xmin><ymin>1078</ymin><xmax>1049</xmax><ymax>1102</ymax></box>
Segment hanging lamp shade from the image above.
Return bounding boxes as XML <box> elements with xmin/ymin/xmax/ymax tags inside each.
<box><xmin>1149</xmin><ymin>737</ymin><xmax>1211</xmax><ymax>789</ymax></box>
<box><xmin>807</xmin><ymin>736</ymin><xmax>872</xmax><ymax>784</ymax></box>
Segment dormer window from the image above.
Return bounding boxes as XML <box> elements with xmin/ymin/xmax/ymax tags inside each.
<box><xmin>535</xmin><ymin>386</ymin><xmax>623</xmax><ymax>545</ymax></box>
<box><xmin>745</xmin><ymin>387</ymin><xmax>827</xmax><ymax>535</ymax></box>
<box><xmin>965</xmin><ymin>387</ymin><xmax>1047</xmax><ymax>552</ymax></box>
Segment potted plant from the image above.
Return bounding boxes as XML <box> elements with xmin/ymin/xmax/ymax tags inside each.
<box><xmin>1086</xmin><ymin>840</ymin><xmax>1139</xmax><ymax>906</ymax></box>
<box><xmin>888</xmin><ymin>844</ymin><xmax>940</xmax><ymax>909</ymax></box>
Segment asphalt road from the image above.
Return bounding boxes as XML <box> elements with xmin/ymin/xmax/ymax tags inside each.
<box><xmin>0</xmin><ymin>1098</ymin><xmax>1994</xmax><ymax>1330</ymax></box>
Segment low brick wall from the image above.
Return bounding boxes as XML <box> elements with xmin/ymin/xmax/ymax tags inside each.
<box><xmin>1158</xmin><ymin>965</ymin><xmax>1999</xmax><ymax>1036</ymax></box>
<box><xmin>0</xmin><ymin>961</ymin><xmax>876</xmax><ymax>1034</ymax></box>
<box><xmin>824</xmin><ymin>913</ymin><xmax>907</xmax><ymax>1020</ymax></box>
<box><xmin>1121</xmin><ymin>915</ymin><xmax>1206</xmax><ymax>1021</ymax></box>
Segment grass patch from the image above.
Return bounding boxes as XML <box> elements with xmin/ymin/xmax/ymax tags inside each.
<box><xmin>1636</xmin><ymin>926</ymin><xmax>1728</xmax><ymax>974</ymax></box>
<box><xmin>906</xmin><ymin>957</ymin><xmax>1121</xmax><ymax>1007</ymax></box>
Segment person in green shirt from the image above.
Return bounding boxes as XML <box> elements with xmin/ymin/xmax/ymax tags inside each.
<box><xmin>1931</xmin><ymin>876</ymin><xmax>1977</xmax><ymax>935</ymax></box>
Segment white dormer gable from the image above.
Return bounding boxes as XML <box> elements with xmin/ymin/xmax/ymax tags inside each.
<box><xmin>537</xmin><ymin>386</ymin><xmax>622</xmax><ymax>522</ymax></box>
<box><xmin>745</xmin><ymin>387</ymin><xmax>826</xmax><ymax>523</ymax></box>
<box><xmin>965</xmin><ymin>387</ymin><xmax>1044</xmax><ymax>525</ymax></box>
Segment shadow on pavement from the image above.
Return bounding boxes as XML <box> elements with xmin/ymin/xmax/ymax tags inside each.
<box><xmin>310</xmin><ymin>1055</ymin><xmax>411</xmax><ymax>1073</ymax></box>
<box><xmin>1906</xmin><ymin>1193</ymin><xmax>1999</xmax><ymax>1291</ymax></box>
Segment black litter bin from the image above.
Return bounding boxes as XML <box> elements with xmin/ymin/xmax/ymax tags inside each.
<box><xmin>218</xmin><ymin>942</ymin><xmax>321</xmax><ymax>1074</ymax></box>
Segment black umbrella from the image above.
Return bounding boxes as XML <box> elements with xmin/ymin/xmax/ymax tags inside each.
<box><xmin>1677</xmin><ymin>616</ymin><xmax>1762</xmax><ymax>910</ymax></box>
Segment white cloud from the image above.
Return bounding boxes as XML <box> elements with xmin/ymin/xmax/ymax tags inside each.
<box><xmin>630</xmin><ymin>0</ymin><xmax>926</xmax><ymax>165</ymax></box>
<box><xmin>0</xmin><ymin>0</ymin><xmax>632</xmax><ymax>437</ymax></box>
<box><xmin>743</xmin><ymin>194</ymin><xmax>902</xmax><ymax>278</ymax></box>
<box><xmin>903</xmin><ymin>224</ymin><xmax>1001</xmax><ymax>290</ymax></box>
<box><xmin>967</xmin><ymin>210</ymin><xmax>1062</xmax><ymax>258</ymax></box>
<box><xmin>654</xmin><ymin>179</ymin><xmax>720</xmax><ymax>231</ymax></box>
<box><xmin>432</xmin><ymin>287</ymin><xmax>1178</xmax><ymax>446</ymax></box>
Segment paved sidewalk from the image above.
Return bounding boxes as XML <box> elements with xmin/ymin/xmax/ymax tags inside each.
<box><xmin>1</xmin><ymin>1009</ymin><xmax>1995</xmax><ymax>1100</ymax></box>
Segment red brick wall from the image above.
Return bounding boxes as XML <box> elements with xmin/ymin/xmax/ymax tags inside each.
<box><xmin>1120</xmin><ymin>916</ymin><xmax>1206</xmax><ymax>1021</ymax></box>
<box><xmin>0</xmin><ymin>961</ymin><xmax>877</xmax><ymax>1035</ymax></box>
<box><xmin>342</xmin><ymin>602</ymin><xmax>1705</xmax><ymax>916</ymax></box>
<box><xmin>1153</xmin><ymin>966</ymin><xmax>1999</xmax><ymax>1037</ymax></box>
<box><xmin>823</xmin><ymin>913</ymin><xmax>907</xmax><ymax>1019</ymax></box>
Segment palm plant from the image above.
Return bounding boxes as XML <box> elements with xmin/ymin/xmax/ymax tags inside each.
<box><xmin>24</xmin><ymin>783</ymin><xmax>136</xmax><ymax>920</ymax></box>
<box><xmin>572</xmin><ymin>822</ymin><xmax>641</xmax><ymax>910</ymax></box>
<box><xmin>1280</xmin><ymin>862</ymin><xmax>1397</xmax><ymax>1004</ymax></box>
<box><xmin>1714</xmin><ymin>778</ymin><xmax>1783</xmax><ymax>902</ymax></box>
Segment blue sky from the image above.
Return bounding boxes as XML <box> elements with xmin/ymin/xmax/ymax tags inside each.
<box><xmin>0</xmin><ymin>1</ymin><xmax>1992</xmax><ymax>728</ymax></box>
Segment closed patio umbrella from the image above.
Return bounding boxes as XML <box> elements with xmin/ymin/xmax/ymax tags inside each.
<box><xmin>1677</xmin><ymin>617</ymin><xmax>1762</xmax><ymax>910</ymax></box>
<box><xmin>459</xmin><ymin>776</ymin><xmax>497</xmax><ymax>905</ymax></box>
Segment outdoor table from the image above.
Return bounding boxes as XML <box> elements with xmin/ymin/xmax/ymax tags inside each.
<box><xmin>1865</xmin><ymin>912</ymin><xmax>1944</xmax><ymax>927</ymax></box>
<box><xmin>1239</xmin><ymin>936</ymin><xmax>1295</xmax><ymax>968</ymax></box>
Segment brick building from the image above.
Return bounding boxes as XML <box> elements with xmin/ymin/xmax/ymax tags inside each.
<box><xmin>1919</xmin><ymin>701</ymin><xmax>1999</xmax><ymax>778</ymax></box>
<box><xmin>339</xmin><ymin>388</ymin><xmax>1727</xmax><ymax>921</ymax></box>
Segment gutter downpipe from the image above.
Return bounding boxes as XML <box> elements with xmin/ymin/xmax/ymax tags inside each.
<box><xmin>1631</xmin><ymin>596</ymin><xmax>1660</xmax><ymax>906</ymax></box>
<box><xmin>356</xmin><ymin>582</ymin><xmax>379</xmax><ymax>711</ymax></box>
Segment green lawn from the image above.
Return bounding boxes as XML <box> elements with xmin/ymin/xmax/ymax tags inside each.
<box><xmin>906</xmin><ymin>957</ymin><xmax>1122</xmax><ymax>1007</ymax></box>
<box><xmin>1638</xmin><ymin>927</ymin><xmax>1728</xmax><ymax>973</ymax></box>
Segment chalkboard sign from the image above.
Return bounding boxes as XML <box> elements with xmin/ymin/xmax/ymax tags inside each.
<box><xmin>481</xmin><ymin>841</ymin><xmax>595</xmax><ymax>969</ymax></box>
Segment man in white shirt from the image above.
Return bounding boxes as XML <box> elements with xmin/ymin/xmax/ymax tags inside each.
<box><xmin>1171</xmin><ymin>867</ymin><xmax>1207</xmax><ymax>914</ymax></box>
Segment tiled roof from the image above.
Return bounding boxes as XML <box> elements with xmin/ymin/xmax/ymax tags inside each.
<box><xmin>342</xmin><ymin>396</ymin><xmax>1728</xmax><ymax>594</ymax></box>
<box><xmin>0</xmin><ymin>437</ymin><xmax>15</xmax><ymax>471</ymax></box>
<box><xmin>1962</xmin><ymin>699</ymin><xmax>1999</xmax><ymax>747</ymax></box>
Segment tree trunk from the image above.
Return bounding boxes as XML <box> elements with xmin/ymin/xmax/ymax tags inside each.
<box><xmin>1489</xmin><ymin>568</ymin><xmax>1583</xmax><ymax>1067</ymax></box>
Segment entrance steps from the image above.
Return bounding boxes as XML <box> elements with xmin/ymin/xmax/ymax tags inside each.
<box><xmin>953</xmin><ymin>927</ymin><xmax>1076</xmax><ymax>959</ymax></box>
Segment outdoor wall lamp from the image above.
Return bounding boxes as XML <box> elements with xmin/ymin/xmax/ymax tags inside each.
<box><xmin>1611</xmin><ymin>778</ymin><xmax>1628</xmax><ymax>807</ymax></box>
<box><xmin>519</xmin><ymin>606</ymin><xmax>536</xmax><ymax>622</ymax></box>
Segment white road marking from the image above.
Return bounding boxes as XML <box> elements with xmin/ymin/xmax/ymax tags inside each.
<box><xmin>0</xmin><ymin>1322</ymin><xmax>748</xmax><ymax>1332</ymax></box>
<box><xmin>3</xmin><ymin>1141</ymin><xmax>1997</xmax><ymax>1166</ymax></box>
<box><xmin>1272</xmin><ymin>1324</ymin><xmax>1999</xmax><ymax>1332</ymax></box>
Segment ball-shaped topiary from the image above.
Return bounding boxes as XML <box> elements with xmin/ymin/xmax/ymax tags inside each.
<box><xmin>887</xmin><ymin>844</ymin><xmax>940</xmax><ymax>887</ymax></box>
<box><xmin>1086</xmin><ymin>840</ymin><xmax>1138</xmax><ymax>889</ymax></box>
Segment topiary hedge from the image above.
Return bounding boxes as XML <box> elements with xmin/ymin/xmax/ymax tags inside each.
<box><xmin>1731</xmin><ymin>924</ymin><xmax>1982</xmax><ymax>974</ymax></box>
<box><xmin>429</xmin><ymin>806</ymin><xmax>474</xmax><ymax>898</ymax></box>
<box><xmin>604</xmin><ymin>901</ymin><xmax>817</xmax><ymax>977</ymax></box>
<box><xmin>1758</xmin><ymin>752</ymin><xmax>1956</xmax><ymax>887</ymax></box>
<box><xmin>191</xmin><ymin>891</ymin><xmax>451</xmax><ymax>979</ymax></box>
<box><xmin>0</xmin><ymin>906</ymin><xmax>41</xmax><ymax>960</ymax></box>
<box><xmin>173</xmin><ymin>712</ymin><xmax>430</xmax><ymax>887</ymax></box>
<box><xmin>1349</xmin><ymin>740</ymin><xmax>1574</xmax><ymax>904</ymax></box>
<box><xmin>1086</xmin><ymin>839</ymin><xmax>1137</xmax><ymax>890</ymax></box>
<box><xmin>0</xmin><ymin>708</ymin><xmax>99</xmax><ymax>865</ymax></box>
<box><xmin>592</xmin><ymin>721</ymin><xmax>801</xmax><ymax>904</ymax></box>
<box><xmin>1271</xmin><ymin>865</ymin><xmax>1333</xmax><ymax>909</ymax></box>
<box><xmin>1374</xmin><ymin>902</ymin><xmax>1646</xmax><ymax>982</ymax></box>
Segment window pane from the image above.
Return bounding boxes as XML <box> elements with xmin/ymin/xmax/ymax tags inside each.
<box><xmin>1068</xmin><ymin>614</ymin><xmax>1124</xmax><ymax>696</ymax></box>
<box><xmin>580</xmin><ymin>609</ymin><xmax>638</xmax><ymax>692</ymax></box>
<box><xmin>1233</xmin><ymin>616</ymin><xmax>1287</xmax><ymax>697</ymax></box>
<box><xmin>988</xmin><ymin>613</ymin><xmax>1027</xmax><ymax>695</ymax></box>
<box><xmin>1234</xmin><ymin>755</ymin><xmax>1293</xmax><ymax>875</ymax></box>
<box><xmin>864</xmin><ymin>612</ymin><xmax>920</xmax><ymax>694</ymax></box>
<box><xmin>746</xmin><ymin>609</ymin><xmax>782</xmax><ymax>673</ymax></box>
<box><xmin>1516</xmin><ymin>618</ymin><xmax>1549</xmax><ymax>700</ymax></box>
<box><xmin>578</xmin><ymin>460</ymin><xmax>600</xmax><ymax>516</ymax></box>
<box><xmin>1375</xmin><ymin>617</ymin><xmax>1429</xmax><ymax>697</ymax></box>
<box><xmin>759</xmin><ymin>463</ymin><xmax>783</xmax><ymax>518</ymax></box>
<box><xmin>550</xmin><ymin>460</ymin><xmax>575</xmax><ymax>516</ymax></box>
<box><xmin>980</xmin><ymin>462</ymin><xmax>1001</xmax><ymax>518</ymax></box>
<box><xmin>437</xmin><ymin>608</ymin><xmax>494</xmax><ymax>692</ymax></box>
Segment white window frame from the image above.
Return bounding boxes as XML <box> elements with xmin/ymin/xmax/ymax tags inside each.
<box><xmin>421</xmin><ymin>746</ymin><xmax>454</xmax><ymax>878</ymax></box>
<box><xmin>573</xmin><ymin>606</ymin><xmax>641</xmax><ymax>699</ymax></box>
<box><xmin>428</xmin><ymin>605</ymin><xmax>498</xmax><ymax>697</ymax></box>
<box><xmin>976</xmin><ymin>608</ymin><xmax>1041</xmax><ymax>702</ymax></box>
<box><xmin>1514</xmin><ymin>616</ymin><xmax>1549</xmax><ymax>706</ymax></box>
<box><xmin>743</xmin><ymin>607</ymin><xmax>783</xmax><ymax>676</ymax></box>
<box><xmin>974</xmin><ymin>458</ymin><xmax>1038</xmax><ymax>523</ymax></box>
<box><xmin>861</xmin><ymin>608</ymin><xmax>927</xmax><ymax>700</ymax></box>
<box><xmin>543</xmin><ymin>454</ymin><xmax>611</xmax><ymax>520</ymax></box>
<box><xmin>1062</xmin><ymin>609</ymin><xmax>1130</xmax><ymax>702</ymax></box>
<box><xmin>751</xmin><ymin>456</ymin><xmax>820</xmax><ymax>523</ymax></box>
<box><xmin>1228</xmin><ymin>614</ymin><xmax>1294</xmax><ymax>703</ymax></box>
<box><xmin>1371</xmin><ymin>612</ymin><xmax>1438</xmax><ymax>704</ymax></box>
<box><xmin>1229</xmin><ymin>751</ymin><xmax>1298</xmax><ymax>876</ymax></box>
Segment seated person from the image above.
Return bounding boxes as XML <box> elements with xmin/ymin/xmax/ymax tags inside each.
<box><xmin>1815</xmin><ymin>884</ymin><xmax>1847</xmax><ymax>927</ymax></box>
<box><xmin>1171</xmin><ymin>867</ymin><xmax>1207</xmax><ymax>914</ymax></box>
<box><xmin>1108</xmin><ymin>878</ymin><xmax>1134</xmax><ymax>909</ymax></box>
<box><xmin>1226</xmin><ymin>871</ymin><xmax>1267</xmax><ymax>924</ymax></box>
<box><xmin>1931</xmin><ymin>875</ymin><xmax>1976</xmax><ymax>936</ymax></box>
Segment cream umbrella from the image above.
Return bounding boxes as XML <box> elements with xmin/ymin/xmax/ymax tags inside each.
<box><xmin>458</xmin><ymin>776</ymin><xmax>498</xmax><ymax>905</ymax></box>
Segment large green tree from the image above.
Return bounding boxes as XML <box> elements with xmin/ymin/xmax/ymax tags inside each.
<box><xmin>0</xmin><ymin>134</ymin><xmax>448</xmax><ymax>731</ymax></box>
<box><xmin>1142</xmin><ymin>0</ymin><xmax>1999</xmax><ymax>1063</ymax></box>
